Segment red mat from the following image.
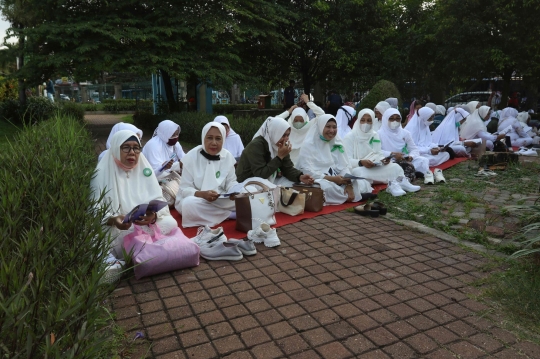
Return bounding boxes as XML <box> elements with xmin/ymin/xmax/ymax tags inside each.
<box><xmin>171</xmin><ymin>157</ymin><xmax>469</xmax><ymax>239</ymax></box>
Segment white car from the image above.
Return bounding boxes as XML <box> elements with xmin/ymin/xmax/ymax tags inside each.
<box><xmin>59</xmin><ymin>94</ymin><xmax>70</xmax><ymax>101</ymax></box>
<box><xmin>444</xmin><ymin>91</ymin><xmax>491</xmax><ymax>109</ymax></box>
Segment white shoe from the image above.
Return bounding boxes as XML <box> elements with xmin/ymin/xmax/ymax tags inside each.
<box><xmin>247</xmin><ymin>223</ymin><xmax>280</xmax><ymax>247</ymax></box>
<box><xmin>518</xmin><ymin>148</ymin><xmax>538</xmax><ymax>156</ymax></box>
<box><xmin>397</xmin><ymin>176</ymin><xmax>420</xmax><ymax>192</ymax></box>
<box><xmin>386</xmin><ymin>180</ymin><xmax>406</xmax><ymax>197</ymax></box>
<box><xmin>191</xmin><ymin>225</ymin><xmax>227</xmax><ymax>247</ymax></box>
<box><xmin>433</xmin><ymin>168</ymin><xmax>446</xmax><ymax>183</ymax></box>
<box><xmin>424</xmin><ymin>170</ymin><xmax>435</xmax><ymax>185</ymax></box>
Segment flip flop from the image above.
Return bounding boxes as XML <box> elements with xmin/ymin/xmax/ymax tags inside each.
<box><xmin>353</xmin><ymin>203</ymin><xmax>380</xmax><ymax>218</ymax></box>
<box><xmin>371</xmin><ymin>201</ymin><xmax>387</xmax><ymax>215</ymax></box>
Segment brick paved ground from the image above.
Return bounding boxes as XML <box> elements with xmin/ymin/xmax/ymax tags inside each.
<box><xmin>110</xmin><ymin>212</ymin><xmax>540</xmax><ymax>358</ymax></box>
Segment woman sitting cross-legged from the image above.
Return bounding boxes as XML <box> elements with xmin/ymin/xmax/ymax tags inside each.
<box><xmin>91</xmin><ymin>130</ymin><xmax>179</xmax><ymax>260</ymax></box>
<box><xmin>343</xmin><ymin>109</ymin><xmax>418</xmax><ymax>193</ymax></box>
<box><xmin>295</xmin><ymin>114</ymin><xmax>374</xmax><ymax>205</ymax></box>
<box><xmin>142</xmin><ymin>120</ymin><xmax>185</xmax><ymax>179</ymax></box>
<box><xmin>431</xmin><ymin>107</ymin><xmax>481</xmax><ymax>157</ymax></box>
<box><xmin>98</xmin><ymin>122</ymin><xmax>143</xmax><ymax>162</ymax></box>
<box><xmin>213</xmin><ymin>115</ymin><xmax>244</xmax><ymax>161</ymax></box>
<box><xmin>175</xmin><ymin>122</ymin><xmax>239</xmax><ymax>228</ymax></box>
<box><xmin>460</xmin><ymin>106</ymin><xmax>506</xmax><ymax>150</ymax></box>
<box><xmin>236</xmin><ymin>117</ymin><xmax>314</xmax><ymax>186</ymax></box>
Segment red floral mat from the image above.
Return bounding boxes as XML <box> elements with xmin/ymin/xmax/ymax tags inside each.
<box><xmin>171</xmin><ymin>157</ymin><xmax>469</xmax><ymax>239</ymax></box>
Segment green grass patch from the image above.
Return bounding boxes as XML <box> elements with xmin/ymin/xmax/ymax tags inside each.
<box><xmin>0</xmin><ymin>120</ymin><xmax>21</xmax><ymax>150</ymax></box>
<box><xmin>119</xmin><ymin>114</ymin><xmax>134</xmax><ymax>123</ymax></box>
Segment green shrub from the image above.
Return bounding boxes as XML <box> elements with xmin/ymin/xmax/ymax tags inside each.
<box><xmin>0</xmin><ymin>98</ymin><xmax>22</xmax><ymax>122</ymax></box>
<box><xmin>359</xmin><ymin>80</ymin><xmax>402</xmax><ymax>111</ymax></box>
<box><xmin>59</xmin><ymin>101</ymin><xmax>85</xmax><ymax>122</ymax></box>
<box><xmin>82</xmin><ymin>103</ymin><xmax>99</xmax><ymax>111</ymax></box>
<box><xmin>103</xmin><ymin>99</ymin><xmax>153</xmax><ymax>112</ymax></box>
<box><xmin>133</xmin><ymin>110</ymin><xmax>161</xmax><ymax>130</ymax></box>
<box><xmin>0</xmin><ymin>115</ymin><xmax>114</xmax><ymax>358</ymax></box>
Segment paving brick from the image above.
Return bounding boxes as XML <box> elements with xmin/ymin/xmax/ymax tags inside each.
<box><xmin>311</xmin><ymin>309</ymin><xmax>340</xmax><ymax>325</ymax></box>
<box><xmin>146</xmin><ymin>322</ymin><xmax>175</xmax><ymax>340</ymax></box>
<box><xmin>222</xmin><ymin>304</ymin><xmax>249</xmax><ymax>320</ymax></box>
<box><xmin>382</xmin><ymin>342</ymin><xmax>417</xmax><ymax>359</ymax></box>
<box><xmin>386</xmin><ymin>303</ymin><xmax>417</xmax><ymax>320</ymax></box>
<box><xmin>241</xmin><ymin>327</ymin><xmax>272</xmax><ymax>347</ymax></box>
<box><xmin>289</xmin><ymin>350</ymin><xmax>322</xmax><ymax>359</ymax></box>
<box><xmin>151</xmin><ymin>336</ymin><xmax>182</xmax><ymax>355</ymax></box>
<box><xmin>489</xmin><ymin>327</ymin><xmax>517</xmax><ymax>345</ymax></box>
<box><xmin>255</xmin><ymin>309</ymin><xmax>284</xmax><ymax>326</ymax></box>
<box><xmin>347</xmin><ymin>314</ymin><xmax>379</xmax><ymax>332</ymax></box>
<box><xmin>358</xmin><ymin>349</ymin><xmax>391</xmax><ymax>358</ymax></box>
<box><xmin>424</xmin><ymin>308</ymin><xmax>456</xmax><ymax>325</ymax></box>
<box><xmin>371</xmin><ymin>293</ymin><xmax>401</xmax><ymax>307</ymax></box>
<box><xmin>315</xmin><ymin>341</ymin><xmax>353</xmax><ymax>359</ymax></box>
<box><xmin>236</xmin><ymin>289</ymin><xmax>262</xmax><ymax>303</ymax></box>
<box><xmin>514</xmin><ymin>341</ymin><xmax>540</xmax><ymax>358</ymax></box>
<box><xmin>198</xmin><ymin>309</ymin><xmax>226</xmax><ymax>326</ymax></box>
<box><xmin>184</xmin><ymin>342</ymin><xmax>217</xmax><ymax>359</ymax></box>
<box><xmin>445</xmin><ymin>320</ymin><xmax>478</xmax><ymax>337</ymax></box>
<box><xmin>191</xmin><ymin>300</ymin><xmax>217</xmax><ymax>315</ymax></box>
<box><xmin>342</xmin><ymin>334</ymin><xmax>376</xmax><ymax>355</ymax></box>
<box><xmin>448</xmin><ymin>341</ymin><xmax>486</xmax><ymax>358</ymax></box>
<box><xmin>250</xmin><ymin>341</ymin><xmax>284</xmax><ymax>359</ymax></box>
<box><xmin>288</xmin><ymin>314</ymin><xmax>319</xmax><ymax>332</ymax></box>
<box><xmin>222</xmin><ymin>351</ymin><xmax>254</xmax><ymax>359</ymax></box>
<box><xmin>155</xmin><ymin>350</ymin><xmax>186</xmax><ymax>359</ymax></box>
<box><xmin>230</xmin><ymin>315</ymin><xmax>259</xmax><ymax>332</ymax></box>
<box><xmin>406</xmin><ymin>315</ymin><xmax>437</xmax><ymax>331</ymax></box>
<box><xmin>385</xmin><ymin>320</ymin><xmax>418</xmax><ymax>339</ymax></box>
<box><xmin>469</xmin><ymin>332</ymin><xmax>504</xmax><ymax>353</ymax></box>
<box><xmin>206</xmin><ymin>321</ymin><xmax>235</xmax><ymax>339</ymax></box>
<box><xmin>441</xmin><ymin>303</ymin><xmax>473</xmax><ymax>318</ymax></box>
<box><xmin>368</xmin><ymin>308</ymin><xmax>398</xmax><ymax>324</ymax></box>
<box><xmin>265</xmin><ymin>321</ymin><xmax>297</xmax><ymax>339</ymax></box>
<box><xmin>301</xmin><ymin>327</ymin><xmax>334</xmax><ymax>347</ymax></box>
<box><xmin>364</xmin><ymin>327</ymin><xmax>398</xmax><ymax>346</ymax></box>
<box><xmin>276</xmin><ymin>334</ymin><xmax>310</xmax><ymax>355</ymax></box>
<box><xmin>404</xmin><ymin>333</ymin><xmax>438</xmax><ymax>354</ymax></box>
<box><xmin>424</xmin><ymin>348</ymin><xmax>457</xmax><ymax>359</ymax></box>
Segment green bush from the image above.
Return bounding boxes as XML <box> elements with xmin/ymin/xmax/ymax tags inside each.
<box><xmin>212</xmin><ymin>103</ymin><xmax>282</xmax><ymax>115</ymax></box>
<box><xmin>103</xmin><ymin>99</ymin><xmax>153</xmax><ymax>112</ymax></box>
<box><xmin>0</xmin><ymin>115</ymin><xmax>114</xmax><ymax>358</ymax></box>
<box><xmin>82</xmin><ymin>103</ymin><xmax>99</xmax><ymax>111</ymax></box>
<box><xmin>359</xmin><ymin>80</ymin><xmax>402</xmax><ymax>111</ymax></box>
<box><xmin>0</xmin><ymin>98</ymin><xmax>22</xmax><ymax>122</ymax></box>
<box><xmin>133</xmin><ymin>110</ymin><xmax>161</xmax><ymax>130</ymax></box>
<box><xmin>59</xmin><ymin>101</ymin><xmax>85</xmax><ymax>122</ymax></box>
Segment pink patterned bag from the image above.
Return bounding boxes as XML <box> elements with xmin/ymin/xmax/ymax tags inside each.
<box><xmin>123</xmin><ymin>224</ymin><xmax>200</xmax><ymax>279</ymax></box>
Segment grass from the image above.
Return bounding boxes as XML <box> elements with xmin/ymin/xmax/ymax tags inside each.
<box><xmin>0</xmin><ymin>120</ymin><xmax>21</xmax><ymax>150</ymax></box>
<box><xmin>119</xmin><ymin>114</ymin><xmax>133</xmax><ymax>123</ymax></box>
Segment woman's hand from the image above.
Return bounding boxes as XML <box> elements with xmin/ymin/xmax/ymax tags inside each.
<box><xmin>288</xmin><ymin>105</ymin><xmax>298</xmax><ymax>114</ymax></box>
<box><xmin>299</xmin><ymin>174</ymin><xmax>315</xmax><ymax>185</ymax></box>
<box><xmin>430</xmin><ymin>147</ymin><xmax>441</xmax><ymax>155</ymax></box>
<box><xmin>300</xmin><ymin>93</ymin><xmax>310</xmax><ymax>104</ymax></box>
<box><xmin>496</xmin><ymin>133</ymin><xmax>506</xmax><ymax>140</ymax></box>
<box><xmin>381</xmin><ymin>157</ymin><xmax>391</xmax><ymax>165</ymax></box>
<box><xmin>196</xmin><ymin>190</ymin><xmax>219</xmax><ymax>202</ymax></box>
<box><xmin>361</xmin><ymin>160</ymin><xmax>375</xmax><ymax>168</ymax></box>
<box><xmin>326</xmin><ymin>175</ymin><xmax>350</xmax><ymax>186</ymax></box>
<box><xmin>135</xmin><ymin>211</ymin><xmax>157</xmax><ymax>226</ymax></box>
<box><xmin>111</xmin><ymin>215</ymin><xmax>132</xmax><ymax>230</ymax></box>
<box><xmin>277</xmin><ymin>141</ymin><xmax>292</xmax><ymax>159</ymax></box>
<box><xmin>162</xmin><ymin>159</ymin><xmax>174</xmax><ymax>170</ymax></box>
<box><xmin>393</xmin><ymin>152</ymin><xmax>404</xmax><ymax>161</ymax></box>
<box><xmin>344</xmin><ymin>184</ymin><xmax>355</xmax><ymax>202</ymax></box>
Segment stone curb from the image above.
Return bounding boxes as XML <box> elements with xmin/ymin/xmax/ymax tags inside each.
<box><xmin>385</xmin><ymin>214</ymin><xmax>508</xmax><ymax>258</ymax></box>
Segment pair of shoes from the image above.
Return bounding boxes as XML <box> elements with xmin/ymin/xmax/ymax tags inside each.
<box><xmin>191</xmin><ymin>225</ymin><xmax>227</xmax><ymax>247</ymax></box>
<box><xmin>354</xmin><ymin>203</ymin><xmax>379</xmax><ymax>217</ymax></box>
<box><xmin>371</xmin><ymin>201</ymin><xmax>387</xmax><ymax>215</ymax></box>
<box><xmin>425</xmin><ymin>169</ymin><xmax>445</xmax><ymax>184</ymax></box>
<box><xmin>386</xmin><ymin>177</ymin><xmax>421</xmax><ymax>197</ymax></box>
<box><xmin>248</xmin><ymin>223</ymin><xmax>280</xmax><ymax>247</ymax></box>
<box><xmin>517</xmin><ymin>147</ymin><xmax>538</xmax><ymax>156</ymax></box>
<box><xmin>475</xmin><ymin>168</ymin><xmax>497</xmax><ymax>177</ymax></box>
<box><xmin>199</xmin><ymin>242</ymin><xmax>244</xmax><ymax>261</ymax></box>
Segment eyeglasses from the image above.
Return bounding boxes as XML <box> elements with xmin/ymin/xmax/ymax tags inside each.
<box><xmin>120</xmin><ymin>146</ymin><xmax>141</xmax><ymax>153</ymax></box>
<box><xmin>388</xmin><ymin>117</ymin><xmax>401</xmax><ymax>122</ymax></box>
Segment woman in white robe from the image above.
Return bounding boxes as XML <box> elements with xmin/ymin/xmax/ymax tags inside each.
<box><xmin>373</xmin><ymin>101</ymin><xmax>391</xmax><ymax>131</ymax></box>
<box><xmin>91</xmin><ymin>130</ymin><xmax>178</xmax><ymax>259</ymax></box>
<box><xmin>176</xmin><ymin>123</ymin><xmax>239</xmax><ymax>228</ymax></box>
<box><xmin>385</xmin><ymin>98</ymin><xmax>398</xmax><ymax>109</ymax></box>
<box><xmin>517</xmin><ymin>112</ymin><xmax>537</xmax><ymax>137</ymax></box>
<box><xmin>142</xmin><ymin>120</ymin><xmax>185</xmax><ymax>179</ymax></box>
<box><xmin>335</xmin><ymin>105</ymin><xmax>356</xmax><ymax>138</ymax></box>
<box><xmin>497</xmin><ymin>107</ymin><xmax>533</xmax><ymax>147</ymax></box>
<box><xmin>405</xmin><ymin>107</ymin><xmax>450</xmax><ymax>167</ymax></box>
<box><xmin>213</xmin><ymin>116</ymin><xmax>244</xmax><ymax>160</ymax></box>
<box><xmin>431</xmin><ymin>107</ymin><xmax>477</xmax><ymax>157</ymax></box>
<box><xmin>378</xmin><ymin>108</ymin><xmax>430</xmax><ymax>175</ymax></box>
<box><xmin>343</xmin><ymin>109</ymin><xmax>404</xmax><ymax>183</ymax></box>
<box><xmin>98</xmin><ymin>122</ymin><xmax>143</xmax><ymax>162</ymax></box>
<box><xmin>460</xmin><ymin>106</ymin><xmax>505</xmax><ymax>150</ymax></box>
<box><xmin>296</xmin><ymin>114</ymin><xmax>373</xmax><ymax>205</ymax></box>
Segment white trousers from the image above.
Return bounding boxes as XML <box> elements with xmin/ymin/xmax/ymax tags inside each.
<box><xmin>317</xmin><ymin>168</ymin><xmax>373</xmax><ymax>206</ymax></box>
<box><xmin>355</xmin><ymin>163</ymin><xmax>404</xmax><ymax>184</ymax></box>
<box><xmin>180</xmin><ymin>197</ymin><xmax>236</xmax><ymax>228</ymax></box>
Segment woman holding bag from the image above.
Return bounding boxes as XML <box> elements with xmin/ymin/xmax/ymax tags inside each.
<box><xmin>91</xmin><ymin>130</ymin><xmax>179</xmax><ymax>260</ymax></box>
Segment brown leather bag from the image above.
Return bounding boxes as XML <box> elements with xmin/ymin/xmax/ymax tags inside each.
<box><xmin>292</xmin><ymin>183</ymin><xmax>325</xmax><ymax>212</ymax></box>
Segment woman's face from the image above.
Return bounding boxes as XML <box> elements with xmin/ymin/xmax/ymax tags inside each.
<box><xmin>374</xmin><ymin>110</ymin><xmax>382</xmax><ymax>120</ymax></box>
<box><xmin>323</xmin><ymin>120</ymin><xmax>338</xmax><ymax>140</ymax></box>
<box><xmin>414</xmin><ymin>103</ymin><xmax>422</xmax><ymax>110</ymax></box>
<box><xmin>119</xmin><ymin>140</ymin><xmax>141</xmax><ymax>167</ymax></box>
<box><xmin>293</xmin><ymin>116</ymin><xmax>304</xmax><ymax>123</ymax></box>
<box><xmin>222</xmin><ymin>123</ymin><xmax>230</xmax><ymax>136</ymax></box>
<box><xmin>171</xmin><ymin>129</ymin><xmax>179</xmax><ymax>139</ymax></box>
<box><xmin>276</xmin><ymin>128</ymin><xmax>291</xmax><ymax>146</ymax></box>
<box><xmin>388</xmin><ymin>114</ymin><xmax>402</xmax><ymax>127</ymax></box>
<box><xmin>483</xmin><ymin>111</ymin><xmax>491</xmax><ymax>121</ymax></box>
<box><xmin>360</xmin><ymin>114</ymin><xmax>373</xmax><ymax>124</ymax></box>
<box><xmin>204</xmin><ymin>127</ymin><xmax>223</xmax><ymax>155</ymax></box>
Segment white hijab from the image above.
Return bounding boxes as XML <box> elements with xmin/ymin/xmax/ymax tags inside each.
<box><xmin>98</xmin><ymin>123</ymin><xmax>143</xmax><ymax>162</ymax></box>
<box><xmin>425</xmin><ymin>102</ymin><xmax>437</xmax><ymax>113</ymax></box>
<box><xmin>335</xmin><ymin>105</ymin><xmax>355</xmax><ymax>138</ymax></box>
<box><xmin>465</xmin><ymin>101</ymin><xmax>480</xmax><ymax>114</ymax></box>
<box><xmin>374</xmin><ymin>101</ymin><xmax>391</xmax><ymax>131</ymax></box>
<box><xmin>296</xmin><ymin>114</ymin><xmax>351</xmax><ymax>177</ymax></box>
<box><xmin>405</xmin><ymin>107</ymin><xmax>435</xmax><ymax>148</ymax></box>
<box><xmin>343</xmin><ymin>109</ymin><xmax>381</xmax><ymax>160</ymax></box>
<box><xmin>498</xmin><ymin>107</ymin><xmax>519</xmax><ymax>131</ymax></box>
<box><xmin>378</xmin><ymin>108</ymin><xmax>411</xmax><ymax>153</ymax></box>
<box><xmin>432</xmin><ymin>107</ymin><xmax>469</xmax><ymax>145</ymax></box>
<box><xmin>460</xmin><ymin>106</ymin><xmax>490</xmax><ymax>139</ymax></box>
<box><xmin>287</xmin><ymin>107</ymin><xmax>313</xmax><ymax>149</ymax></box>
<box><xmin>436</xmin><ymin>105</ymin><xmax>446</xmax><ymax>116</ymax></box>
<box><xmin>517</xmin><ymin>112</ymin><xmax>533</xmax><ymax>133</ymax></box>
<box><xmin>252</xmin><ymin>117</ymin><xmax>291</xmax><ymax>158</ymax></box>
<box><xmin>385</xmin><ymin>98</ymin><xmax>398</xmax><ymax>109</ymax></box>
<box><xmin>91</xmin><ymin>130</ymin><xmax>165</xmax><ymax>216</ymax></box>
<box><xmin>142</xmin><ymin>120</ymin><xmax>185</xmax><ymax>172</ymax></box>
<box><xmin>181</xmin><ymin>122</ymin><xmax>236</xmax><ymax>192</ymax></box>
<box><xmin>213</xmin><ymin>115</ymin><xmax>244</xmax><ymax>158</ymax></box>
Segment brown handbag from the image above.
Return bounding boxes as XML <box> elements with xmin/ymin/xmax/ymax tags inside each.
<box><xmin>292</xmin><ymin>182</ymin><xmax>325</xmax><ymax>212</ymax></box>
<box><xmin>234</xmin><ymin>181</ymin><xmax>277</xmax><ymax>232</ymax></box>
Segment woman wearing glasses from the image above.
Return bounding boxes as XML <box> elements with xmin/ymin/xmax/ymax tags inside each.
<box><xmin>142</xmin><ymin>120</ymin><xmax>185</xmax><ymax>179</ymax></box>
<box><xmin>91</xmin><ymin>130</ymin><xmax>178</xmax><ymax>260</ymax></box>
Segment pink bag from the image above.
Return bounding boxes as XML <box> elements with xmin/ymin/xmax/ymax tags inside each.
<box><xmin>123</xmin><ymin>224</ymin><xmax>200</xmax><ymax>279</ymax></box>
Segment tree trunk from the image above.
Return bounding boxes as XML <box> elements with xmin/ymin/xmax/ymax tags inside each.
<box><xmin>501</xmin><ymin>68</ymin><xmax>513</xmax><ymax>109</ymax></box>
<box><xmin>302</xmin><ymin>72</ymin><xmax>312</xmax><ymax>97</ymax></box>
<box><xmin>17</xmin><ymin>23</ymin><xmax>26</xmax><ymax>106</ymax></box>
<box><xmin>159</xmin><ymin>69</ymin><xmax>178</xmax><ymax>112</ymax></box>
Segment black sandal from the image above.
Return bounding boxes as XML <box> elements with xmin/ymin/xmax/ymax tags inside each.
<box><xmin>370</xmin><ymin>201</ymin><xmax>387</xmax><ymax>215</ymax></box>
<box><xmin>353</xmin><ymin>204</ymin><xmax>380</xmax><ymax>217</ymax></box>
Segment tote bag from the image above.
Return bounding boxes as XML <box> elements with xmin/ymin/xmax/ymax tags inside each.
<box><xmin>235</xmin><ymin>180</ymin><xmax>277</xmax><ymax>232</ymax></box>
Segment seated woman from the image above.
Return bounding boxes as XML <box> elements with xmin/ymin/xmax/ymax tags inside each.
<box><xmin>373</xmin><ymin>101</ymin><xmax>391</xmax><ymax>131</ymax></box>
<box><xmin>335</xmin><ymin>105</ymin><xmax>356</xmax><ymax>138</ymax></box>
<box><xmin>98</xmin><ymin>122</ymin><xmax>143</xmax><ymax>162</ymax></box>
<box><xmin>517</xmin><ymin>112</ymin><xmax>538</xmax><ymax>140</ymax></box>
<box><xmin>460</xmin><ymin>106</ymin><xmax>506</xmax><ymax>150</ymax></box>
<box><xmin>175</xmin><ymin>123</ymin><xmax>239</xmax><ymax>228</ymax></box>
<box><xmin>385</xmin><ymin>98</ymin><xmax>398</xmax><ymax>109</ymax></box>
<box><xmin>296</xmin><ymin>114</ymin><xmax>373</xmax><ymax>205</ymax></box>
<box><xmin>404</xmin><ymin>107</ymin><xmax>451</xmax><ymax>169</ymax></box>
<box><xmin>91</xmin><ymin>130</ymin><xmax>178</xmax><ymax>259</ymax></box>
<box><xmin>343</xmin><ymin>109</ymin><xmax>406</xmax><ymax>184</ymax></box>
<box><xmin>236</xmin><ymin>117</ymin><xmax>314</xmax><ymax>186</ymax></box>
<box><xmin>378</xmin><ymin>108</ymin><xmax>430</xmax><ymax>176</ymax></box>
<box><xmin>497</xmin><ymin>108</ymin><xmax>533</xmax><ymax>147</ymax></box>
<box><xmin>213</xmin><ymin>116</ymin><xmax>244</xmax><ymax>161</ymax></box>
<box><xmin>405</xmin><ymin>100</ymin><xmax>423</xmax><ymax>124</ymax></box>
<box><xmin>142</xmin><ymin>120</ymin><xmax>185</xmax><ymax>179</ymax></box>
<box><xmin>431</xmin><ymin>107</ymin><xmax>479</xmax><ymax>157</ymax></box>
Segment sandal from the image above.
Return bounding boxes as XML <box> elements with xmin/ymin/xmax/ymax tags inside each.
<box><xmin>353</xmin><ymin>203</ymin><xmax>380</xmax><ymax>218</ymax></box>
<box><xmin>371</xmin><ymin>201</ymin><xmax>387</xmax><ymax>215</ymax></box>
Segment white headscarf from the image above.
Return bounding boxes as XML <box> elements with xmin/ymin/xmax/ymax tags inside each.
<box><xmin>142</xmin><ymin>120</ymin><xmax>185</xmax><ymax>173</ymax></box>
<box><xmin>98</xmin><ymin>123</ymin><xmax>143</xmax><ymax>162</ymax></box>
<box><xmin>385</xmin><ymin>98</ymin><xmax>398</xmax><ymax>109</ymax></box>
<box><xmin>498</xmin><ymin>107</ymin><xmax>519</xmax><ymax>131</ymax></box>
<box><xmin>91</xmin><ymin>130</ymin><xmax>165</xmax><ymax>216</ymax></box>
<box><xmin>335</xmin><ymin>105</ymin><xmax>355</xmax><ymax>138</ymax></box>
<box><xmin>460</xmin><ymin>106</ymin><xmax>490</xmax><ymax>139</ymax></box>
<box><xmin>404</xmin><ymin>107</ymin><xmax>435</xmax><ymax>148</ymax></box>
<box><xmin>343</xmin><ymin>109</ymin><xmax>381</xmax><ymax>160</ymax></box>
<box><xmin>465</xmin><ymin>101</ymin><xmax>480</xmax><ymax>114</ymax></box>
<box><xmin>213</xmin><ymin>115</ymin><xmax>244</xmax><ymax>159</ymax></box>
<box><xmin>425</xmin><ymin>102</ymin><xmax>437</xmax><ymax>113</ymax></box>
<box><xmin>517</xmin><ymin>112</ymin><xmax>530</xmax><ymax>124</ymax></box>
<box><xmin>181</xmin><ymin>122</ymin><xmax>236</xmax><ymax>192</ymax></box>
<box><xmin>374</xmin><ymin>101</ymin><xmax>391</xmax><ymax>131</ymax></box>
<box><xmin>252</xmin><ymin>117</ymin><xmax>291</xmax><ymax>158</ymax></box>
<box><xmin>296</xmin><ymin>114</ymin><xmax>351</xmax><ymax>177</ymax></box>
<box><xmin>287</xmin><ymin>107</ymin><xmax>313</xmax><ymax>164</ymax></box>
<box><xmin>436</xmin><ymin>105</ymin><xmax>446</xmax><ymax>116</ymax></box>
<box><xmin>432</xmin><ymin>107</ymin><xmax>469</xmax><ymax>145</ymax></box>
<box><xmin>378</xmin><ymin>108</ymin><xmax>410</xmax><ymax>153</ymax></box>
